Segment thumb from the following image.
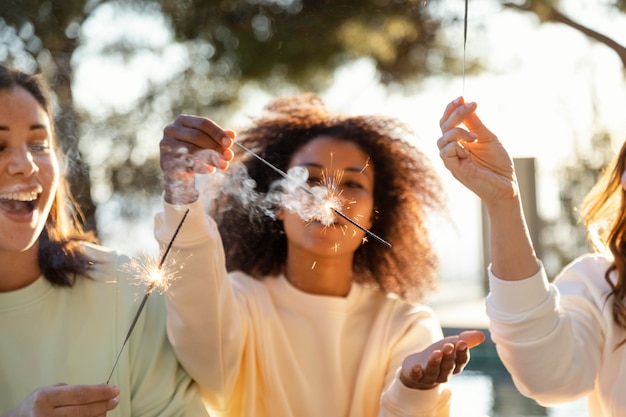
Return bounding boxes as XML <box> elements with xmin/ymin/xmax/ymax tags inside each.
<box><xmin>457</xmin><ymin>330</ymin><xmax>485</xmax><ymax>348</ymax></box>
<box><xmin>225</xmin><ymin>129</ymin><xmax>237</xmax><ymax>140</ymax></box>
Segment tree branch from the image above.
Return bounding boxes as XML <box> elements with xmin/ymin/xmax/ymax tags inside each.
<box><xmin>503</xmin><ymin>1</ymin><xmax>626</xmax><ymax>69</ymax></box>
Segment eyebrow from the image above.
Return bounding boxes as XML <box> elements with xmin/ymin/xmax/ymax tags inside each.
<box><xmin>0</xmin><ymin>123</ymin><xmax>47</xmax><ymax>131</ymax></box>
<box><xmin>299</xmin><ymin>162</ymin><xmax>371</xmax><ymax>177</ymax></box>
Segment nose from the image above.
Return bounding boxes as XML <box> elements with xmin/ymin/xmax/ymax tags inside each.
<box><xmin>7</xmin><ymin>146</ymin><xmax>38</xmax><ymax>176</ymax></box>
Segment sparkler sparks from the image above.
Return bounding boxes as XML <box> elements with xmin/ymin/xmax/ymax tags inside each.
<box><xmin>234</xmin><ymin>141</ymin><xmax>392</xmax><ymax>248</ymax></box>
<box><xmin>105</xmin><ymin>208</ymin><xmax>190</xmax><ymax>384</ymax></box>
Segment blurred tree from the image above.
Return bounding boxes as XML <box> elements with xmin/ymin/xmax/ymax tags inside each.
<box><xmin>502</xmin><ymin>0</ymin><xmax>626</xmax><ymax>69</ymax></box>
<box><xmin>540</xmin><ymin>132</ymin><xmax>617</xmax><ymax>277</ymax></box>
<box><xmin>158</xmin><ymin>0</ymin><xmax>470</xmax><ymax>86</ymax></box>
<box><xmin>1</xmin><ymin>0</ymin><xmax>475</xmax><ymax>236</ymax></box>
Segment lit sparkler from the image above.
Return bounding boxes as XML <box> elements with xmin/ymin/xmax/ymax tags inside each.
<box><xmin>105</xmin><ymin>208</ymin><xmax>190</xmax><ymax>384</ymax></box>
<box><xmin>234</xmin><ymin>141</ymin><xmax>392</xmax><ymax>248</ymax></box>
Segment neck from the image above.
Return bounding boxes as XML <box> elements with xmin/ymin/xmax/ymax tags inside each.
<box><xmin>0</xmin><ymin>245</ymin><xmax>41</xmax><ymax>292</ymax></box>
<box><xmin>285</xmin><ymin>245</ymin><xmax>354</xmax><ymax>297</ymax></box>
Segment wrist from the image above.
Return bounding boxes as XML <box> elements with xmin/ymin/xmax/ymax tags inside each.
<box><xmin>163</xmin><ymin>177</ymin><xmax>198</xmax><ymax>205</ymax></box>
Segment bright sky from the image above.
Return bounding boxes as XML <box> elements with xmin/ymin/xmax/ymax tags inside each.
<box><xmin>72</xmin><ymin>0</ymin><xmax>626</xmax><ymax>301</ymax></box>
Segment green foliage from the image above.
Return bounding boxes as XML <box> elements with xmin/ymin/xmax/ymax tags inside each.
<box><xmin>540</xmin><ymin>132</ymin><xmax>617</xmax><ymax>277</ymax></box>
<box><xmin>158</xmin><ymin>0</ymin><xmax>451</xmax><ymax>86</ymax></box>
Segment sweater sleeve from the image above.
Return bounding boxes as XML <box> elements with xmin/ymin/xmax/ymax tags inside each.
<box><xmin>379</xmin><ymin>306</ymin><xmax>452</xmax><ymax>417</ymax></box>
<box><xmin>486</xmin><ymin>258</ymin><xmax>604</xmax><ymax>405</ymax></box>
<box><xmin>154</xmin><ymin>198</ymin><xmax>246</xmax><ymax>409</ymax></box>
<box><xmin>380</xmin><ymin>372</ymin><xmax>450</xmax><ymax>417</ymax></box>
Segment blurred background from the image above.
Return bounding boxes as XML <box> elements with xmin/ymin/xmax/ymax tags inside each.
<box><xmin>2</xmin><ymin>0</ymin><xmax>626</xmax><ymax>415</ymax></box>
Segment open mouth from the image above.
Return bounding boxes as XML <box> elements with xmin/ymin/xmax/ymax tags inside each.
<box><xmin>0</xmin><ymin>191</ymin><xmax>39</xmax><ymax>215</ymax></box>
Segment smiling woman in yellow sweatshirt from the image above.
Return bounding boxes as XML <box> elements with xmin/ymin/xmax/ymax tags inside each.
<box><xmin>156</xmin><ymin>93</ymin><xmax>484</xmax><ymax>417</ymax></box>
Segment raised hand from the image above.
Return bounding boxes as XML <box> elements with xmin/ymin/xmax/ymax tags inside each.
<box><xmin>438</xmin><ymin>96</ymin><xmax>540</xmax><ymax>280</ymax></box>
<box><xmin>160</xmin><ymin>115</ymin><xmax>235</xmax><ymax>204</ymax></box>
<box><xmin>437</xmin><ymin>96</ymin><xmax>516</xmax><ymax>203</ymax></box>
<box><xmin>399</xmin><ymin>330</ymin><xmax>485</xmax><ymax>390</ymax></box>
<box><xmin>4</xmin><ymin>383</ymin><xmax>119</xmax><ymax>417</ymax></box>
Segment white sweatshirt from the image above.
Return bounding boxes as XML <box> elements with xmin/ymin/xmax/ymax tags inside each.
<box><xmin>155</xmin><ymin>199</ymin><xmax>452</xmax><ymax>417</ymax></box>
<box><xmin>487</xmin><ymin>253</ymin><xmax>626</xmax><ymax>416</ymax></box>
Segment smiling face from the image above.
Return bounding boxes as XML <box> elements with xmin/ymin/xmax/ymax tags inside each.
<box><xmin>281</xmin><ymin>135</ymin><xmax>375</xmax><ymax>258</ymax></box>
<box><xmin>0</xmin><ymin>86</ymin><xmax>59</xmax><ymax>254</ymax></box>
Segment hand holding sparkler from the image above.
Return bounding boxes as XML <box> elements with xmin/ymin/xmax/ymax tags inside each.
<box><xmin>105</xmin><ymin>209</ymin><xmax>190</xmax><ymax>384</ymax></box>
<box><xmin>8</xmin><ymin>384</ymin><xmax>121</xmax><ymax>416</ymax></box>
<box><xmin>160</xmin><ymin>115</ymin><xmax>235</xmax><ymax>205</ymax></box>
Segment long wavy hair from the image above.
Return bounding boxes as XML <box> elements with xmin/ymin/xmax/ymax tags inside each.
<box><xmin>210</xmin><ymin>93</ymin><xmax>445</xmax><ymax>303</ymax></box>
<box><xmin>0</xmin><ymin>64</ymin><xmax>97</xmax><ymax>286</ymax></box>
<box><xmin>581</xmin><ymin>140</ymin><xmax>626</xmax><ymax>342</ymax></box>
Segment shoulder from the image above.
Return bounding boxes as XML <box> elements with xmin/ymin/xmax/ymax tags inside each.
<box><xmin>77</xmin><ymin>242</ymin><xmax>155</xmax><ymax>304</ymax></box>
<box><xmin>555</xmin><ymin>252</ymin><xmax>615</xmax><ymax>298</ymax></box>
<box><xmin>79</xmin><ymin>241</ymin><xmax>132</xmax><ymax>283</ymax></box>
<box><xmin>557</xmin><ymin>253</ymin><xmax>614</xmax><ymax>283</ymax></box>
<box><xmin>229</xmin><ymin>270</ymin><xmax>267</xmax><ymax>288</ymax></box>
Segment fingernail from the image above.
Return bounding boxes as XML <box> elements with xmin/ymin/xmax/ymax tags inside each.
<box><xmin>221</xmin><ymin>136</ymin><xmax>232</xmax><ymax>146</ymax></box>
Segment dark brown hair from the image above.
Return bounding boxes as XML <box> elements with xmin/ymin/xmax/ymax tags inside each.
<box><xmin>211</xmin><ymin>93</ymin><xmax>445</xmax><ymax>303</ymax></box>
<box><xmin>581</xmin><ymin>140</ymin><xmax>626</xmax><ymax>342</ymax></box>
<box><xmin>0</xmin><ymin>64</ymin><xmax>97</xmax><ymax>286</ymax></box>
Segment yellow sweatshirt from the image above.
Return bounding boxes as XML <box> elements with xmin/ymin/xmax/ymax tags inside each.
<box><xmin>156</xmin><ymin>199</ymin><xmax>451</xmax><ymax>417</ymax></box>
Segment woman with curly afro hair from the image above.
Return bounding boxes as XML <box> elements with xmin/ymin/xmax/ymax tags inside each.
<box><xmin>156</xmin><ymin>93</ymin><xmax>484</xmax><ymax>417</ymax></box>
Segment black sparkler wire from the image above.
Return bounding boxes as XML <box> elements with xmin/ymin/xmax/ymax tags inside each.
<box><xmin>462</xmin><ymin>0</ymin><xmax>468</xmax><ymax>95</ymax></box>
<box><xmin>105</xmin><ymin>208</ymin><xmax>190</xmax><ymax>384</ymax></box>
<box><xmin>158</xmin><ymin>208</ymin><xmax>190</xmax><ymax>268</ymax></box>
<box><xmin>234</xmin><ymin>142</ymin><xmax>392</xmax><ymax>248</ymax></box>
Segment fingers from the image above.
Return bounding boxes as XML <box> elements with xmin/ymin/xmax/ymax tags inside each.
<box><xmin>458</xmin><ymin>330</ymin><xmax>486</xmax><ymax>348</ymax></box>
<box><xmin>401</xmin><ymin>344</ymin><xmax>455</xmax><ymax>389</ymax></box>
<box><xmin>437</xmin><ymin>97</ymin><xmax>478</xmax><ymax>160</ymax></box>
<box><xmin>439</xmin><ymin>97</ymin><xmax>497</xmax><ymax>142</ymax></box>
<box><xmin>400</xmin><ymin>330</ymin><xmax>485</xmax><ymax>390</ymax></box>
<box><xmin>49</xmin><ymin>384</ymin><xmax>119</xmax><ymax>406</ymax></box>
<box><xmin>439</xmin><ymin>97</ymin><xmax>476</xmax><ymax>134</ymax></box>
<box><xmin>160</xmin><ymin>115</ymin><xmax>235</xmax><ymax>174</ymax></box>
<box><xmin>436</xmin><ymin>128</ymin><xmax>475</xmax><ymax>159</ymax></box>
<box><xmin>438</xmin><ymin>96</ymin><xmax>465</xmax><ymax>130</ymax></box>
<box><xmin>19</xmin><ymin>384</ymin><xmax>120</xmax><ymax>417</ymax></box>
<box><xmin>423</xmin><ymin>343</ymin><xmax>457</xmax><ymax>384</ymax></box>
<box><xmin>167</xmin><ymin>115</ymin><xmax>233</xmax><ymax>148</ymax></box>
<box><xmin>451</xmin><ymin>341</ymin><xmax>470</xmax><ymax>375</ymax></box>
<box><xmin>56</xmin><ymin>397</ymin><xmax>119</xmax><ymax>417</ymax></box>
